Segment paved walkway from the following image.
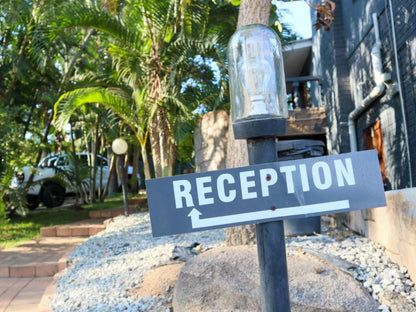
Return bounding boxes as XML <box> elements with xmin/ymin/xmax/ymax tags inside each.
<box><xmin>0</xmin><ymin>199</ymin><xmax>149</xmax><ymax>311</ymax></box>
<box><xmin>0</xmin><ymin>211</ymin><xmax>120</xmax><ymax>311</ymax></box>
<box><xmin>0</xmin><ymin>277</ymin><xmax>54</xmax><ymax>312</ymax></box>
<box><xmin>0</xmin><ymin>236</ymin><xmax>85</xmax><ymax>312</ymax></box>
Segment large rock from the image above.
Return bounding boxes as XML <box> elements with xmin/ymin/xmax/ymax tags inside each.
<box><xmin>173</xmin><ymin>246</ymin><xmax>379</xmax><ymax>312</ymax></box>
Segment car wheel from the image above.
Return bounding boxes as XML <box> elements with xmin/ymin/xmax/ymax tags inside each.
<box><xmin>42</xmin><ymin>184</ymin><xmax>65</xmax><ymax>208</ymax></box>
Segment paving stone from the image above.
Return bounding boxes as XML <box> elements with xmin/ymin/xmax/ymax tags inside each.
<box><xmin>36</xmin><ymin>264</ymin><xmax>58</xmax><ymax>277</ymax></box>
<box><xmin>40</xmin><ymin>227</ymin><xmax>57</xmax><ymax>237</ymax></box>
<box><xmin>0</xmin><ymin>278</ymin><xmax>32</xmax><ymax>311</ymax></box>
<box><xmin>56</xmin><ymin>227</ymin><xmax>72</xmax><ymax>237</ymax></box>
<box><xmin>10</xmin><ymin>266</ymin><xmax>35</xmax><ymax>278</ymax></box>
<box><xmin>71</xmin><ymin>227</ymin><xmax>90</xmax><ymax>236</ymax></box>
<box><xmin>0</xmin><ymin>267</ymin><xmax>9</xmax><ymax>278</ymax></box>
<box><xmin>0</xmin><ymin>210</ymin><xmax>114</xmax><ymax>311</ymax></box>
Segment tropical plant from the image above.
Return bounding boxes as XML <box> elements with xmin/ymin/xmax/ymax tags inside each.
<box><xmin>50</xmin><ymin>0</ymin><xmax>236</xmax><ymax>179</ymax></box>
<box><xmin>0</xmin><ymin>0</ymin><xmax>106</xmax><ymax>212</ymax></box>
<box><xmin>54</xmin><ymin>86</ymin><xmax>154</xmax><ymax>180</ymax></box>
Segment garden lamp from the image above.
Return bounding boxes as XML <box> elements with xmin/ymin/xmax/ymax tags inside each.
<box><xmin>112</xmin><ymin>138</ymin><xmax>129</xmax><ymax>216</ymax></box>
<box><xmin>228</xmin><ymin>24</ymin><xmax>288</xmax><ymax>139</ymax></box>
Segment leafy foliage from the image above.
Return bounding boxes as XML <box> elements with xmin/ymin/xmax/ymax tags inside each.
<box><xmin>1</xmin><ymin>0</ymin><xmax>301</xmax><ymax>213</ymax></box>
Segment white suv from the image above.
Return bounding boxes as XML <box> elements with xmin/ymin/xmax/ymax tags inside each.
<box><xmin>11</xmin><ymin>153</ymin><xmax>110</xmax><ymax>209</ymax></box>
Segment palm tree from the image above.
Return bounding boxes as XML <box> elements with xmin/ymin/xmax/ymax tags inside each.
<box><xmin>54</xmin><ymin>86</ymin><xmax>155</xmax><ymax>181</ymax></box>
<box><xmin>51</xmin><ymin>0</ymin><xmax>234</xmax><ymax>178</ymax></box>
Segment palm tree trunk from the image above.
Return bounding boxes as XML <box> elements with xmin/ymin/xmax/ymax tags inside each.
<box><xmin>102</xmin><ymin>153</ymin><xmax>117</xmax><ymax>200</ymax></box>
<box><xmin>140</xmin><ymin>143</ymin><xmax>152</xmax><ymax>182</ymax></box>
<box><xmin>89</xmin><ymin>113</ymin><xmax>100</xmax><ymax>202</ymax></box>
<box><xmin>167</xmin><ymin>137</ymin><xmax>177</xmax><ymax>176</ymax></box>
<box><xmin>70</xmin><ymin>125</ymin><xmax>80</xmax><ymax>206</ymax></box>
<box><xmin>159</xmin><ymin>124</ymin><xmax>167</xmax><ymax>176</ymax></box>
<box><xmin>132</xmin><ymin>149</ymin><xmax>139</xmax><ymax>193</ymax></box>
<box><xmin>150</xmin><ymin>111</ymin><xmax>178</xmax><ymax>177</ymax></box>
<box><xmin>149</xmin><ymin>108</ymin><xmax>163</xmax><ymax>178</ymax></box>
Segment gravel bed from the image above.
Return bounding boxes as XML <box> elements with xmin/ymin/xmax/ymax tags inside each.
<box><xmin>286</xmin><ymin>231</ymin><xmax>416</xmax><ymax>312</ymax></box>
<box><xmin>49</xmin><ymin>212</ymin><xmax>226</xmax><ymax>312</ymax></box>
<box><xmin>49</xmin><ymin>212</ymin><xmax>416</xmax><ymax>312</ymax></box>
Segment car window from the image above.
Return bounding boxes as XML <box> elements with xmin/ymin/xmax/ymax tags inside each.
<box><xmin>39</xmin><ymin>156</ymin><xmax>59</xmax><ymax>168</ymax></box>
<box><xmin>39</xmin><ymin>153</ymin><xmax>108</xmax><ymax>168</ymax></box>
<box><xmin>79</xmin><ymin>154</ymin><xmax>108</xmax><ymax>167</ymax></box>
<box><xmin>80</xmin><ymin>154</ymin><xmax>89</xmax><ymax>166</ymax></box>
<box><xmin>38</xmin><ymin>158</ymin><xmax>49</xmax><ymax>168</ymax></box>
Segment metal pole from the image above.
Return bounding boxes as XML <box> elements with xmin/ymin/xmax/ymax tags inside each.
<box><xmin>247</xmin><ymin>137</ymin><xmax>291</xmax><ymax>312</ymax></box>
<box><xmin>119</xmin><ymin>155</ymin><xmax>129</xmax><ymax>216</ymax></box>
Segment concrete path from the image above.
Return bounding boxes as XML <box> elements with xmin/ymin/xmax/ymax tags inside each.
<box><xmin>0</xmin><ymin>207</ymin><xmax>123</xmax><ymax>312</ymax></box>
<box><xmin>0</xmin><ymin>277</ymin><xmax>53</xmax><ymax>312</ymax></box>
<box><xmin>0</xmin><ymin>236</ymin><xmax>83</xmax><ymax>312</ymax></box>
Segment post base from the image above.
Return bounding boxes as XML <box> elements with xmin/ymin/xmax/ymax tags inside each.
<box><xmin>233</xmin><ymin>115</ymin><xmax>287</xmax><ymax>139</ymax></box>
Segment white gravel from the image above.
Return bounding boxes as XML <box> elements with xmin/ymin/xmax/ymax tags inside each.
<box><xmin>49</xmin><ymin>212</ymin><xmax>416</xmax><ymax>312</ymax></box>
<box><xmin>286</xmin><ymin>231</ymin><xmax>416</xmax><ymax>311</ymax></box>
<box><xmin>49</xmin><ymin>212</ymin><xmax>226</xmax><ymax>312</ymax></box>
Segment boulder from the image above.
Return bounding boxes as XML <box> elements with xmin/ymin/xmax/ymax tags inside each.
<box><xmin>173</xmin><ymin>246</ymin><xmax>379</xmax><ymax>312</ymax></box>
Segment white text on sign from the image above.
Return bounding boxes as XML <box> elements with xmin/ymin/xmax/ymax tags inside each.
<box><xmin>173</xmin><ymin>158</ymin><xmax>355</xmax><ymax>209</ymax></box>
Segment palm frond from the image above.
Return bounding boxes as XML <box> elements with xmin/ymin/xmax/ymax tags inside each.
<box><xmin>50</xmin><ymin>2</ymin><xmax>141</xmax><ymax>49</ymax></box>
<box><xmin>53</xmin><ymin>87</ymin><xmax>136</xmax><ymax>131</ymax></box>
<box><xmin>108</xmin><ymin>43</ymin><xmax>148</xmax><ymax>87</ymax></box>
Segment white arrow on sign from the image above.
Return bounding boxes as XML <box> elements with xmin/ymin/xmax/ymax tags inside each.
<box><xmin>187</xmin><ymin>200</ymin><xmax>350</xmax><ymax>229</ymax></box>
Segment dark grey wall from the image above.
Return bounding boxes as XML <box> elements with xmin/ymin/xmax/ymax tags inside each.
<box><xmin>311</xmin><ymin>0</ymin><xmax>416</xmax><ymax>189</ymax></box>
<box><xmin>311</xmin><ymin>0</ymin><xmax>354</xmax><ymax>155</ymax></box>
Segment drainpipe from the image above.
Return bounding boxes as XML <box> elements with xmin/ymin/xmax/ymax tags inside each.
<box><xmin>387</xmin><ymin>0</ymin><xmax>413</xmax><ymax>187</ymax></box>
<box><xmin>348</xmin><ymin>13</ymin><xmax>386</xmax><ymax>152</ymax></box>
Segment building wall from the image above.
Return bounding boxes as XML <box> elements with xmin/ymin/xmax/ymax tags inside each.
<box><xmin>311</xmin><ymin>0</ymin><xmax>416</xmax><ymax>189</ymax></box>
<box><xmin>311</xmin><ymin>0</ymin><xmax>354</xmax><ymax>156</ymax></box>
<box><xmin>348</xmin><ymin>188</ymin><xmax>416</xmax><ymax>282</ymax></box>
<box><xmin>311</xmin><ymin>0</ymin><xmax>416</xmax><ymax>281</ymax></box>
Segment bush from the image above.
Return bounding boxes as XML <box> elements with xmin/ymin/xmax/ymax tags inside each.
<box><xmin>2</xmin><ymin>187</ymin><xmax>28</xmax><ymax>216</ymax></box>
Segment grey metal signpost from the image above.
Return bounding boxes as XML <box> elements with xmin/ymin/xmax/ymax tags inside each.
<box><xmin>247</xmin><ymin>137</ymin><xmax>290</xmax><ymax>312</ymax></box>
<box><xmin>146</xmin><ymin>154</ymin><xmax>386</xmax><ymax>311</ymax></box>
<box><xmin>146</xmin><ymin>24</ymin><xmax>387</xmax><ymax>312</ymax></box>
<box><xmin>228</xmin><ymin>24</ymin><xmax>290</xmax><ymax>312</ymax></box>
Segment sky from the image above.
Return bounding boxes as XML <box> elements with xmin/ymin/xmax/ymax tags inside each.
<box><xmin>275</xmin><ymin>1</ymin><xmax>313</xmax><ymax>39</ymax></box>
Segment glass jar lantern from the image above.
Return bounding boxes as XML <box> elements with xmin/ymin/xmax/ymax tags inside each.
<box><xmin>228</xmin><ymin>24</ymin><xmax>288</xmax><ymax>124</ymax></box>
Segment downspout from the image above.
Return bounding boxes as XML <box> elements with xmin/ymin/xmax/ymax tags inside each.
<box><xmin>348</xmin><ymin>13</ymin><xmax>386</xmax><ymax>152</ymax></box>
<box><xmin>387</xmin><ymin>0</ymin><xmax>413</xmax><ymax>187</ymax></box>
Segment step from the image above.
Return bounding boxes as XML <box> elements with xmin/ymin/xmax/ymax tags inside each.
<box><xmin>89</xmin><ymin>203</ymin><xmax>148</xmax><ymax>219</ymax></box>
<box><xmin>128</xmin><ymin>197</ymin><xmax>148</xmax><ymax>212</ymax></box>
<box><xmin>0</xmin><ymin>237</ymin><xmax>86</xmax><ymax>278</ymax></box>
<box><xmin>287</xmin><ymin>118</ymin><xmax>327</xmax><ymax>135</ymax></box>
<box><xmin>40</xmin><ymin>218</ymin><xmax>109</xmax><ymax>237</ymax></box>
